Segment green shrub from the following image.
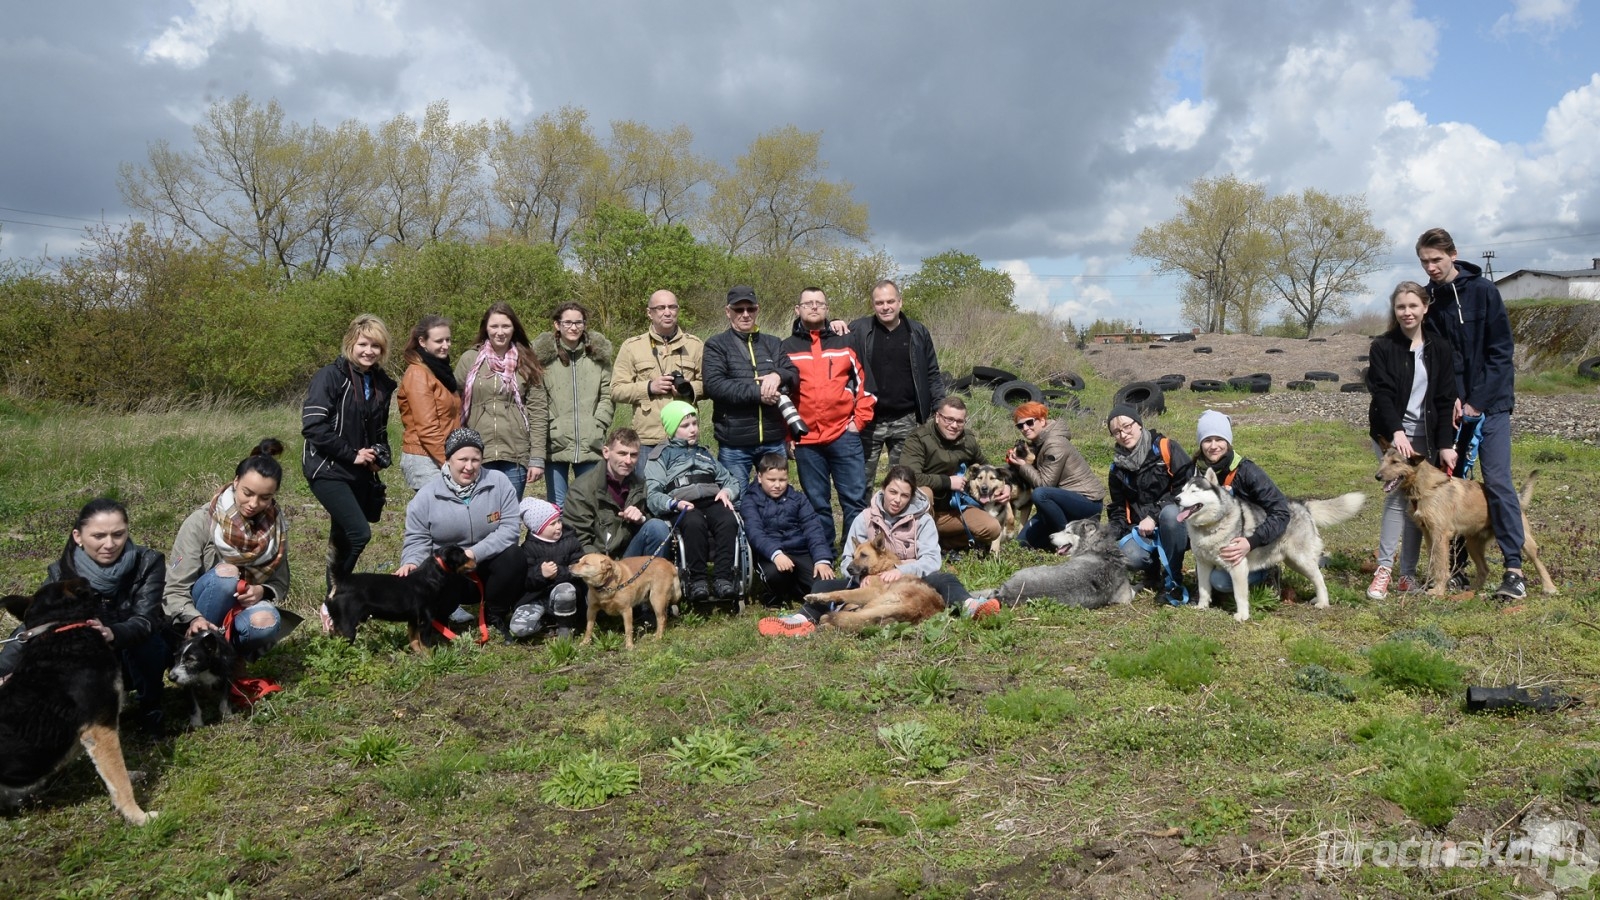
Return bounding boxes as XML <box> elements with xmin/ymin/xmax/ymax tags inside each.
<box><xmin>1562</xmin><ymin>754</ymin><xmax>1600</xmax><ymax>803</ymax></box>
<box><xmin>1104</xmin><ymin>633</ymin><xmax>1222</xmax><ymax>692</ymax></box>
<box><xmin>538</xmin><ymin>751</ymin><xmax>641</xmax><ymax>810</ymax></box>
<box><xmin>1353</xmin><ymin>715</ymin><xmax>1474</xmax><ymax>828</ymax></box>
<box><xmin>984</xmin><ymin>686</ymin><xmax>1083</xmax><ymax>724</ymax></box>
<box><xmin>334</xmin><ymin>729</ymin><xmax>414</xmax><ymax>768</ymax></box>
<box><xmin>906</xmin><ymin>666</ymin><xmax>956</xmax><ymax>705</ymax></box>
<box><xmin>1286</xmin><ymin>635</ymin><xmax>1355</xmax><ymax>670</ymax></box>
<box><xmin>795</xmin><ymin>785</ymin><xmax>910</xmax><ymax>839</ymax></box>
<box><xmin>1293</xmin><ymin>664</ymin><xmax>1355</xmax><ymax>702</ymax></box>
<box><xmin>877</xmin><ymin>721</ymin><xmax>958</xmax><ymax>773</ymax></box>
<box><xmin>1367</xmin><ymin>640</ymin><xmax>1466</xmax><ymax>695</ymax></box>
<box><xmin>666</xmin><ymin>728</ymin><xmax>760</xmax><ymax>785</ymax></box>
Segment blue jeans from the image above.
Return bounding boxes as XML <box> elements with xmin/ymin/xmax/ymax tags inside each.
<box><xmin>1118</xmin><ymin>503</ymin><xmax>1188</xmax><ymax>582</ymax></box>
<box><xmin>1017</xmin><ymin>487</ymin><xmax>1104</xmax><ymax>550</ymax></box>
<box><xmin>192</xmin><ymin>568</ymin><xmax>282</xmax><ymax>660</ymax></box>
<box><xmin>794</xmin><ymin>430</ymin><xmax>868</xmax><ymax>549</ymax></box>
<box><xmin>718</xmin><ymin>442</ymin><xmax>785</xmax><ymax>488</ymax></box>
<box><xmin>1208</xmin><ymin>566</ymin><xmax>1276</xmax><ymax>594</ymax></box>
<box><xmin>484</xmin><ymin>460</ymin><xmax>527</xmax><ymax>499</ymax></box>
<box><xmin>545</xmin><ymin>461</ymin><xmax>596</xmax><ymax>508</ymax></box>
<box><xmin>625</xmin><ymin>518</ymin><xmax>673</xmax><ymax>557</ymax></box>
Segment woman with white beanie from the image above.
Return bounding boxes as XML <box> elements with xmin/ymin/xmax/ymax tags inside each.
<box><xmin>1191</xmin><ymin>409</ymin><xmax>1292</xmax><ymax>597</ymax></box>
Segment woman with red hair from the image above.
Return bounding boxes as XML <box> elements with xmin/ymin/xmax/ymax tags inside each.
<box><xmin>1004</xmin><ymin>401</ymin><xmax>1104</xmax><ymax>549</ymax></box>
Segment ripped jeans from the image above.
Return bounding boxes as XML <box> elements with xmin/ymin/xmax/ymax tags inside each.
<box><xmin>192</xmin><ymin>565</ymin><xmax>282</xmax><ymax>661</ymax></box>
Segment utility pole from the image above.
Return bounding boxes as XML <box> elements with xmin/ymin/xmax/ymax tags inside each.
<box><xmin>1482</xmin><ymin>250</ymin><xmax>1496</xmax><ymax>279</ymax></box>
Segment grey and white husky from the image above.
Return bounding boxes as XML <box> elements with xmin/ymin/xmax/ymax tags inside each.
<box><xmin>976</xmin><ymin>519</ymin><xmax>1134</xmax><ymax>610</ymax></box>
<box><xmin>1175</xmin><ymin>469</ymin><xmax>1364</xmax><ymax>622</ymax></box>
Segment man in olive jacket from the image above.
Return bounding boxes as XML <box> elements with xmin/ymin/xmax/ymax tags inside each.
<box><xmin>898</xmin><ymin>397</ymin><xmax>1004</xmax><ymax>552</ymax></box>
<box><xmin>564</xmin><ymin>428</ymin><xmax>671</xmax><ymax>559</ymax></box>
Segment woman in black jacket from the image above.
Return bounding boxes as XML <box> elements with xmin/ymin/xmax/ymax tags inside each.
<box><xmin>0</xmin><ymin>498</ymin><xmax>168</xmax><ymax>736</ymax></box>
<box><xmin>1365</xmin><ymin>281</ymin><xmax>1458</xmax><ymax>599</ymax></box>
<box><xmin>302</xmin><ymin>314</ymin><xmax>397</xmax><ymax>591</ymax></box>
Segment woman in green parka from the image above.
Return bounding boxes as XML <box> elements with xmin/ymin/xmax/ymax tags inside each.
<box><xmin>534</xmin><ymin>301</ymin><xmax>614</xmax><ymax>506</ymax></box>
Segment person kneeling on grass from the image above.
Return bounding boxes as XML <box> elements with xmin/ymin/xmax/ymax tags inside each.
<box><xmin>509</xmin><ymin>498</ymin><xmax>585</xmax><ymax>640</ymax></box>
<box><xmin>741</xmin><ymin>453</ymin><xmax>836</xmax><ymax>608</ymax></box>
<box><xmin>1192</xmin><ymin>410</ymin><xmax>1290</xmax><ymax>595</ymax></box>
<box><xmin>758</xmin><ymin>465</ymin><xmax>997</xmax><ymax>637</ymax></box>
<box><xmin>644</xmin><ymin>401</ymin><xmax>744</xmax><ymax>602</ymax></box>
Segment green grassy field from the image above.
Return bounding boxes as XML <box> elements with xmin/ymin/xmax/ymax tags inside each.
<box><xmin>2</xmin><ymin>387</ymin><xmax>1599</xmax><ymax>899</ymax></box>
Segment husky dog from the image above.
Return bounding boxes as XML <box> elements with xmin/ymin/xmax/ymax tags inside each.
<box><xmin>975</xmin><ymin>520</ymin><xmax>1134</xmax><ymax>610</ymax></box>
<box><xmin>1175</xmin><ymin>469</ymin><xmax>1364</xmax><ymax>622</ymax></box>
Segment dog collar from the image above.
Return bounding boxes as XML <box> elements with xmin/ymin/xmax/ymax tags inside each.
<box><xmin>1</xmin><ymin>620</ymin><xmax>94</xmax><ymax>645</ymax></box>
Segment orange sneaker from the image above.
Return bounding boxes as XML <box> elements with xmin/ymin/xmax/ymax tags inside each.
<box><xmin>964</xmin><ymin>597</ymin><xmax>1000</xmax><ymax>620</ymax></box>
<box><xmin>758</xmin><ymin>615</ymin><xmax>816</xmax><ymax>637</ymax></box>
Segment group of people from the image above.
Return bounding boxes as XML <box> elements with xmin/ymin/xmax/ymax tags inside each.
<box><xmin>2</xmin><ymin>225</ymin><xmax>1535</xmax><ymax>735</ymax></box>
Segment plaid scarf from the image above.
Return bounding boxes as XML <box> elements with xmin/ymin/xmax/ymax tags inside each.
<box><xmin>207</xmin><ymin>484</ymin><xmax>287</xmax><ymax>585</ymax></box>
<box><xmin>460</xmin><ymin>344</ymin><xmax>529</xmax><ymax>430</ymax></box>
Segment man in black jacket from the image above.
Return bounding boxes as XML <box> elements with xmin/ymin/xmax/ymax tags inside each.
<box><xmin>1417</xmin><ymin>227</ymin><xmax>1528</xmax><ymax>601</ymax></box>
<box><xmin>850</xmin><ymin>279</ymin><xmax>945</xmax><ymax>480</ymax></box>
<box><xmin>703</xmin><ymin>286</ymin><xmax>801</xmax><ymax>485</ymax></box>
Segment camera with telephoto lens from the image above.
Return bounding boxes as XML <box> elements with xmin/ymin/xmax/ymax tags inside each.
<box><xmin>670</xmin><ymin>371</ymin><xmax>694</xmax><ymax>398</ymax></box>
<box><xmin>775</xmin><ymin>392</ymin><xmax>809</xmax><ymax>438</ymax></box>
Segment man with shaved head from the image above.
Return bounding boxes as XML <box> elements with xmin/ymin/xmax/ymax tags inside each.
<box><xmin>611</xmin><ymin>289</ymin><xmax>704</xmax><ymax>451</ymax></box>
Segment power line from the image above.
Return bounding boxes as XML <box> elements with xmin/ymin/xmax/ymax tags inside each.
<box><xmin>0</xmin><ymin>217</ymin><xmax>88</xmax><ymax>232</ymax></box>
<box><xmin>0</xmin><ymin>205</ymin><xmax>110</xmax><ymax>223</ymax></box>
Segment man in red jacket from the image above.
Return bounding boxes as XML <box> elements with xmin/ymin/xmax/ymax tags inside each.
<box><xmin>781</xmin><ymin>287</ymin><xmax>877</xmax><ymax>550</ymax></box>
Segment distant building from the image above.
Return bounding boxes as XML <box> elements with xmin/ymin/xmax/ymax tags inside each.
<box><xmin>1494</xmin><ymin>259</ymin><xmax>1600</xmax><ymax>301</ymax></box>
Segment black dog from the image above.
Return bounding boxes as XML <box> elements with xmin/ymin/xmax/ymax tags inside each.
<box><xmin>168</xmin><ymin>630</ymin><xmax>237</xmax><ymax>728</ymax></box>
<box><xmin>325</xmin><ymin>546</ymin><xmax>475</xmax><ymax>652</ymax></box>
<box><xmin>0</xmin><ymin>579</ymin><xmax>157</xmax><ymax>825</ymax></box>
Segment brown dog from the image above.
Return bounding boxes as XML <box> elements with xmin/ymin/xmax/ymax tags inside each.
<box><xmin>806</xmin><ymin>534</ymin><xmax>945</xmax><ymax>632</ymax></box>
<box><xmin>968</xmin><ymin>464</ymin><xmax>1032</xmax><ymax>552</ymax></box>
<box><xmin>1374</xmin><ymin>448</ymin><xmax>1556</xmax><ymax>597</ymax></box>
<box><xmin>568</xmin><ymin>553</ymin><xmax>681</xmax><ymax>650</ymax></box>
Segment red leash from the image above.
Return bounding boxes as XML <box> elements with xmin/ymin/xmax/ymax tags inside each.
<box><xmin>469</xmin><ymin>572</ymin><xmax>490</xmax><ymax>644</ymax></box>
<box><xmin>221</xmin><ymin>605</ymin><xmax>283</xmax><ymax>707</ymax></box>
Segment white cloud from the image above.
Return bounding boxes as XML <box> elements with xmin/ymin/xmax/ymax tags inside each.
<box><xmin>1123</xmin><ymin>98</ymin><xmax>1214</xmax><ymax>152</ymax></box>
<box><xmin>143</xmin><ymin>0</ymin><xmax>407</xmax><ymax>67</ymax></box>
<box><xmin>1494</xmin><ymin>0</ymin><xmax>1579</xmax><ymax>36</ymax></box>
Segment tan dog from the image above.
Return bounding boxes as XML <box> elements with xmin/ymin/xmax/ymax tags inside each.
<box><xmin>969</xmin><ymin>464</ymin><xmax>1032</xmax><ymax>552</ymax></box>
<box><xmin>806</xmin><ymin>534</ymin><xmax>945</xmax><ymax>632</ymax></box>
<box><xmin>568</xmin><ymin>554</ymin><xmax>681</xmax><ymax>650</ymax></box>
<box><xmin>1374</xmin><ymin>449</ymin><xmax>1556</xmax><ymax>598</ymax></box>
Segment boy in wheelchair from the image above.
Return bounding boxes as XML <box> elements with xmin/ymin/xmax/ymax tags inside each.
<box><xmin>644</xmin><ymin>401</ymin><xmax>745</xmax><ymax>602</ymax></box>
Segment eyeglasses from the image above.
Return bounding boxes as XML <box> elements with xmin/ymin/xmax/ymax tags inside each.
<box><xmin>1014</xmin><ymin>418</ymin><xmax>1037</xmax><ymax>431</ymax></box>
<box><xmin>648</xmin><ymin>304</ymin><xmax>678</xmax><ymax>312</ymax></box>
<box><xmin>935</xmin><ymin>413</ymin><xmax>967</xmax><ymax>428</ymax></box>
<box><xmin>1109</xmin><ymin>423</ymin><xmax>1139</xmax><ymax>438</ymax></box>
<box><xmin>558</xmin><ymin>320</ymin><xmax>585</xmax><ymax>329</ymax></box>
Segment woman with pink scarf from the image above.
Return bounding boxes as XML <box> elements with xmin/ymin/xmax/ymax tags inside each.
<box><xmin>454</xmin><ymin>302</ymin><xmax>548</xmax><ymax>499</ymax></box>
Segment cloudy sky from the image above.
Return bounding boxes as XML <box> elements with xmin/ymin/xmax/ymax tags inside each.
<box><xmin>3</xmin><ymin>0</ymin><xmax>1598</xmax><ymax>330</ymax></box>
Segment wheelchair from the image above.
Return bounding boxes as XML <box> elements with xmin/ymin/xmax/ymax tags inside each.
<box><xmin>667</xmin><ymin>506</ymin><xmax>755</xmax><ymax>615</ymax></box>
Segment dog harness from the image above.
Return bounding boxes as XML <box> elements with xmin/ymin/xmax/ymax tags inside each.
<box><xmin>1118</xmin><ymin>530</ymin><xmax>1189</xmax><ymax>605</ymax></box>
<box><xmin>0</xmin><ymin>620</ymin><xmax>95</xmax><ymax>644</ymax></box>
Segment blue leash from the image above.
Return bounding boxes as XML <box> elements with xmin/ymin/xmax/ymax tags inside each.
<box><xmin>1451</xmin><ymin>414</ymin><xmax>1484</xmax><ymax>480</ymax></box>
<box><xmin>1119</xmin><ymin>529</ymin><xmax>1189</xmax><ymax>605</ymax></box>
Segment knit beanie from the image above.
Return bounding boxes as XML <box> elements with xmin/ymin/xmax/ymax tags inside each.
<box><xmin>519</xmin><ymin>497</ymin><xmax>561</xmax><ymax>536</ymax></box>
<box><xmin>1106</xmin><ymin>404</ymin><xmax>1142</xmax><ymax>429</ymax></box>
<box><xmin>661</xmin><ymin>400</ymin><xmax>698</xmax><ymax>438</ymax></box>
<box><xmin>444</xmin><ymin>427</ymin><xmax>484</xmax><ymax>459</ymax></box>
<box><xmin>1196</xmin><ymin>410</ymin><xmax>1234</xmax><ymax>447</ymax></box>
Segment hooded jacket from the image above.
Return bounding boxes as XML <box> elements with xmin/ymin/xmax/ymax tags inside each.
<box><xmin>1422</xmin><ymin>259</ymin><xmax>1515</xmax><ymax>415</ymax></box>
<box><xmin>1366</xmin><ymin>329</ymin><xmax>1458</xmax><ymax>459</ymax></box>
<box><xmin>848</xmin><ymin>314</ymin><xmax>945</xmax><ymax>422</ymax></box>
<box><xmin>703</xmin><ymin>326</ymin><xmax>800</xmax><ymax>448</ymax></box>
<box><xmin>302</xmin><ymin>355</ymin><xmax>396</xmax><ymax>484</ymax></box>
<box><xmin>455</xmin><ymin>345</ymin><xmax>549</xmax><ymax>467</ymax></box>
<box><xmin>532</xmin><ymin>330</ymin><xmax>615</xmax><ymax>465</ymax></box>
<box><xmin>780</xmin><ymin>318</ymin><xmax>877</xmax><ymax>445</ymax></box>
<box><xmin>400</xmin><ymin>468</ymin><xmax>523</xmax><ymax>568</ymax></box>
<box><xmin>839</xmin><ymin>486</ymin><xmax>940</xmax><ymax>578</ymax></box>
<box><xmin>740</xmin><ymin>481</ymin><xmax>834</xmax><ymax>563</ymax></box>
<box><xmin>1194</xmin><ymin>449</ymin><xmax>1292</xmax><ymax>550</ymax></box>
<box><xmin>611</xmin><ymin>327</ymin><xmax>704</xmax><ymax>445</ymax></box>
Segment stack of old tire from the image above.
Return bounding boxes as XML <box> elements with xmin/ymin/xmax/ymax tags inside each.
<box><xmin>950</xmin><ymin>366</ymin><xmax>1086</xmax><ymax>415</ymax></box>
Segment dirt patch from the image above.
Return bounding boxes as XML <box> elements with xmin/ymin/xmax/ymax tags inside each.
<box><xmin>1082</xmin><ymin>333</ymin><xmax>1374</xmax><ymax>388</ymax></box>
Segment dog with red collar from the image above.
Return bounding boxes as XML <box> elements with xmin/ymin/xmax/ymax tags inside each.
<box><xmin>0</xmin><ymin>578</ymin><xmax>157</xmax><ymax>825</ymax></box>
<box><xmin>322</xmin><ymin>546</ymin><xmax>476</xmax><ymax>652</ymax></box>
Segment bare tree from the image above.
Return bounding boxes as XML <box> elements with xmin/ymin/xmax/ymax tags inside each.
<box><xmin>706</xmin><ymin>126</ymin><xmax>869</xmax><ymax>260</ymax></box>
<box><xmin>487</xmin><ymin>106</ymin><xmax>608</xmax><ymax>250</ymax></box>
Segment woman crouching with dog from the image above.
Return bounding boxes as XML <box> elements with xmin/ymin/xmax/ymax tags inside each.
<box><xmin>1365</xmin><ymin>281</ymin><xmax>1458</xmax><ymax>599</ymax></box>
<box><xmin>758</xmin><ymin>465</ymin><xmax>995</xmax><ymax>637</ymax></box>
<box><xmin>1004</xmin><ymin>401</ymin><xmax>1104</xmax><ymax>549</ymax></box>
<box><xmin>0</xmin><ymin>498</ymin><xmax>170</xmax><ymax>736</ymax></box>
<box><xmin>395</xmin><ymin>428</ymin><xmax>523</xmax><ymax>640</ymax></box>
<box><xmin>163</xmin><ymin>439</ymin><xmax>291</xmax><ymax>667</ymax></box>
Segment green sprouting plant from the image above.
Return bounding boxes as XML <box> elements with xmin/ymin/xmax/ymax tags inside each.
<box><xmin>376</xmin><ymin>754</ymin><xmax>480</xmax><ymax>804</ymax></box>
<box><xmin>1180</xmin><ymin>795</ymin><xmax>1250</xmax><ymax>846</ymax></box>
<box><xmin>984</xmin><ymin>685</ymin><xmax>1082</xmax><ymax>724</ymax></box>
<box><xmin>591</xmin><ymin>631</ymin><xmax>625</xmax><ymax>652</ymax></box>
<box><xmin>1385</xmin><ymin>624</ymin><xmax>1456</xmax><ymax>650</ymax></box>
<box><xmin>1353</xmin><ymin>715</ymin><xmax>1474</xmax><ymax>828</ymax></box>
<box><xmin>545</xmin><ymin>635</ymin><xmax>580</xmax><ymax>667</ymax></box>
<box><xmin>1103</xmin><ymin>633</ymin><xmax>1222</xmax><ymax>692</ymax></box>
<box><xmin>538</xmin><ymin>751</ymin><xmax>641</xmax><ymax>809</ymax></box>
<box><xmin>795</xmin><ymin>785</ymin><xmax>910</xmax><ymax>839</ymax></box>
<box><xmin>1293</xmin><ymin>664</ymin><xmax>1355</xmax><ymax>702</ymax></box>
<box><xmin>914</xmin><ymin>800</ymin><xmax>960</xmax><ymax>830</ymax></box>
<box><xmin>1562</xmin><ymin>754</ymin><xmax>1600</xmax><ymax>803</ymax></box>
<box><xmin>495</xmin><ymin>743</ymin><xmax>571</xmax><ymax>774</ymax></box>
<box><xmin>665</xmin><ymin>727</ymin><xmax>760</xmax><ymax>785</ymax></box>
<box><xmin>907</xmin><ymin>666</ymin><xmax>955</xmax><ymax>705</ymax></box>
<box><xmin>1366</xmin><ymin>639</ymin><xmax>1465</xmax><ymax>695</ymax></box>
<box><xmin>334</xmin><ymin>728</ymin><xmax>414</xmax><ymax>768</ymax></box>
<box><xmin>877</xmin><ymin>721</ymin><xmax>957</xmax><ymax>773</ymax></box>
<box><xmin>1285</xmin><ymin>634</ymin><xmax>1355</xmax><ymax>670</ymax></box>
<box><xmin>420</xmin><ymin>646</ymin><xmax>469</xmax><ymax>676</ymax></box>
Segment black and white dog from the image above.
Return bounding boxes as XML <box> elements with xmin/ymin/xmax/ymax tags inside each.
<box><xmin>168</xmin><ymin>630</ymin><xmax>236</xmax><ymax>728</ymax></box>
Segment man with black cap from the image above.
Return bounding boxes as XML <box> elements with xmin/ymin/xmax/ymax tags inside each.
<box><xmin>1105</xmin><ymin>404</ymin><xmax>1193</xmax><ymax>606</ymax></box>
<box><xmin>703</xmin><ymin>285</ymin><xmax>801</xmax><ymax>485</ymax></box>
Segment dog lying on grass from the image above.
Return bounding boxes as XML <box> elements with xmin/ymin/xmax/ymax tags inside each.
<box><xmin>805</xmin><ymin>534</ymin><xmax>945</xmax><ymax>632</ymax></box>
<box><xmin>975</xmin><ymin>519</ymin><xmax>1134</xmax><ymax>609</ymax></box>
<box><xmin>324</xmin><ymin>546</ymin><xmax>475</xmax><ymax>652</ymax></box>
<box><xmin>568</xmin><ymin>554</ymin><xmax>680</xmax><ymax>650</ymax></box>
<box><xmin>1374</xmin><ymin>448</ymin><xmax>1556</xmax><ymax>598</ymax></box>
<box><xmin>0</xmin><ymin>580</ymin><xmax>156</xmax><ymax>825</ymax></box>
